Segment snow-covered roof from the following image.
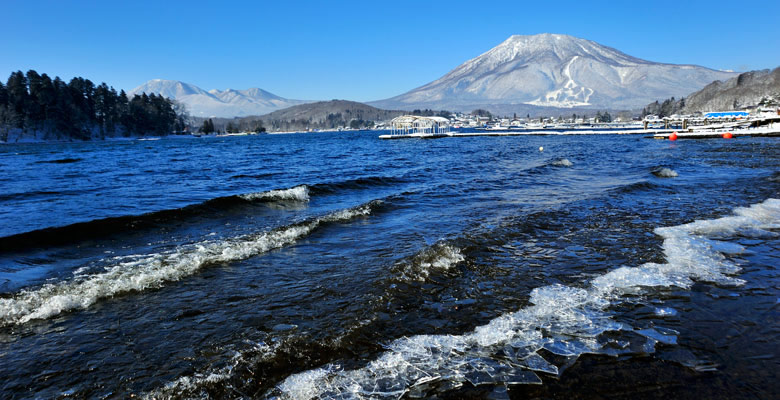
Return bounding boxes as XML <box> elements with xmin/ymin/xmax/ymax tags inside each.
<box><xmin>391</xmin><ymin>115</ymin><xmax>450</xmax><ymax>125</ymax></box>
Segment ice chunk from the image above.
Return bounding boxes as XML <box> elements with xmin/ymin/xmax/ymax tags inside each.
<box><xmin>543</xmin><ymin>339</ymin><xmax>597</xmax><ymax>356</ymax></box>
<box><xmin>519</xmin><ymin>353</ymin><xmax>558</xmax><ymax>375</ymax></box>
<box><xmin>636</xmin><ymin>328</ymin><xmax>677</xmax><ymax>345</ymax></box>
<box><xmin>487</xmin><ymin>385</ymin><xmax>510</xmax><ymax>400</ymax></box>
<box><xmin>708</xmin><ymin>240</ymin><xmax>745</xmax><ymax>255</ymax></box>
<box><xmin>269</xmin><ymin>199</ymin><xmax>779</xmax><ymax>399</ymax></box>
<box><xmin>499</xmin><ymin>370</ymin><xmax>542</xmax><ymax>385</ymax></box>
<box><xmin>463</xmin><ymin>370</ymin><xmax>496</xmax><ymax>386</ymax></box>
<box><xmin>653</xmin><ymin>307</ymin><xmax>678</xmax><ymax>317</ymax></box>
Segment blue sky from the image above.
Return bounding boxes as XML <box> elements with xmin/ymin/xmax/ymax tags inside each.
<box><xmin>1</xmin><ymin>0</ymin><xmax>778</xmax><ymax>101</ymax></box>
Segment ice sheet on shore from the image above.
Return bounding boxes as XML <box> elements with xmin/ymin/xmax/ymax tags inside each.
<box><xmin>270</xmin><ymin>198</ymin><xmax>779</xmax><ymax>399</ymax></box>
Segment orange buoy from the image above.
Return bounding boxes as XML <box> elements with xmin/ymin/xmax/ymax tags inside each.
<box><xmin>722</xmin><ymin>132</ymin><xmax>733</xmax><ymax>139</ymax></box>
<box><xmin>669</xmin><ymin>132</ymin><xmax>678</xmax><ymax>141</ymax></box>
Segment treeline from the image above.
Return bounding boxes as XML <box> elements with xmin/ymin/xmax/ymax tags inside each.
<box><xmin>410</xmin><ymin>108</ymin><xmax>453</xmax><ymax>119</ymax></box>
<box><xmin>195</xmin><ymin>118</ymin><xmax>265</xmax><ymax>134</ymax></box>
<box><xmin>243</xmin><ymin>109</ymin><xmax>385</xmax><ymax>132</ymax></box>
<box><xmin>261</xmin><ymin>112</ymin><xmax>376</xmax><ymax>131</ymax></box>
<box><xmin>0</xmin><ymin>70</ymin><xmax>186</xmax><ymax>141</ymax></box>
<box><xmin>641</xmin><ymin>97</ymin><xmax>685</xmax><ymax>118</ymax></box>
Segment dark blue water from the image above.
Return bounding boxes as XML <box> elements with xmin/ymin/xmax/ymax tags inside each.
<box><xmin>0</xmin><ymin>132</ymin><xmax>777</xmax><ymax>399</ymax></box>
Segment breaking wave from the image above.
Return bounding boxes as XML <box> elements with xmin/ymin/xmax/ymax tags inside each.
<box><xmin>652</xmin><ymin>167</ymin><xmax>678</xmax><ymax>178</ymax></box>
<box><xmin>551</xmin><ymin>158</ymin><xmax>573</xmax><ymax>167</ymax></box>
<box><xmin>0</xmin><ymin>185</ymin><xmax>313</xmax><ymax>253</ymax></box>
<box><xmin>0</xmin><ymin>200</ymin><xmax>383</xmax><ymax>326</ymax></box>
<box><xmin>393</xmin><ymin>243</ymin><xmax>465</xmax><ymax>282</ymax></box>
<box><xmin>0</xmin><ymin>177</ymin><xmax>407</xmax><ymax>253</ymax></box>
<box><xmin>269</xmin><ymin>198</ymin><xmax>779</xmax><ymax>399</ymax></box>
<box><xmin>145</xmin><ymin>340</ymin><xmax>281</xmax><ymax>400</ymax></box>
<box><xmin>239</xmin><ymin>185</ymin><xmax>310</xmax><ymax>202</ymax></box>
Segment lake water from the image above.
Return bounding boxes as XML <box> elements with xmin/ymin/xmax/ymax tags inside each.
<box><xmin>0</xmin><ymin>132</ymin><xmax>778</xmax><ymax>399</ymax></box>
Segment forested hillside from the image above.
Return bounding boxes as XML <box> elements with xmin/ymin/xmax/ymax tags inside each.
<box><xmin>642</xmin><ymin>67</ymin><xmax>780</xmax><ymax>117</ymax></box>
<box><xmin>0</xmin><ymin>70</ymin><xmax>186</xmax><ymax>142</ymax></box>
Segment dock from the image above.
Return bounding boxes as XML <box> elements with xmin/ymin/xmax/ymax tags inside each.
<box><xmin>380</xmin><ymin>123</ymin><xmax>780</xmax><ymax>140</ymax></box>
<box><xmin>648</xmin><ymin>126</ymin><xmax>780</xmax><ymax>139</ymax></box>
<box><xmin>379</xmin><ymin>128</ymin><xmax>679</xmax><ymax>139</ymax></box>
<box><xmin>379</xmin><ymin>114</ymin><xmax>780</xmax><ymax>140</ymax></box>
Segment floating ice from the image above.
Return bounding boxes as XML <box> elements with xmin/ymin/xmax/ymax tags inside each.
<box><xmin>270</xmin><ymin>198</ymin><xmax>778</xmax><ymax>399</ymax></box>
<box><xmin>636</xmin><ymin>328</ymin><xmax>677</xmax><ymax>345</ymax></box>
<box><xmin>0</xmin><ymin>200</ymin><xmax>381</xmax><ymax>326</ymax></box>
<box><xmin>518</xmin><ymin>353</ymin><xmax>558</xmax><ymax>375</ymax></box>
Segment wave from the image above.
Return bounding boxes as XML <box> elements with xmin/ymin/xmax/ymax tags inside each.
<box><xmin>0</xmin><ymin>186</ymin><xmax>311</xmax><ymax>253</ymax></box>
<box><xmin>523</xmin><ymin>158</ymin><xmax>574</xmax><ymax>176</ymax></box>
<box><xmin>651</xmin><ymin>167</ymin><xmax>678</xmax><ymax>178</ymax></box>
<box><xmin>0</xmin><ymin>200</ymin><xmax>384</xmax><ymax>326</ymax></box>
<box><xmin>239</xmin><ymin>185</ymin><xmax>309</xmax><ymax>202</ymax></box>
<box><xmin>609</xmin><ymin>180</ymin><xmax>660</xmax><ymax>195</ymax></box>
<box><xmin>145</xmin><ymin>340</ymin><xmax>282</xmax><ymax>400</ymax></box>
<box><xmin>34</xmin><ymin>157</ymin><xmax>82</xmax><ymax>164</ymax></box>
<box><xmin>392</xmin><ymin>242</ymin><xmax>465</xmax><ymax>282</ymax></box>
<box><xmin>269</xmin><ymin>198</ymin><xmax>780</xmax><ymax>399</ymax></box>
<box><xmin>551</xmin><ymin>158</ymin><xmax>573</xmax><ymax>167</ymax></box>
<box><xmin>0</xmin><ymin>189</ymin><xmax>95</xmax><ymax>202</ymax></box>
<box><xmin>0</xmin><ymin>176</ymin><xmax>405</xmax><ymax>253</ymax></box>
<box><xmin>230</xmin><ymin>172</ymin><xmax>279</xmax><ymax>180</ymax></box>
<box><xmin>307</xmin><ymin>176</ymin><xmax>407</xmax><ymax>195</ymax></box>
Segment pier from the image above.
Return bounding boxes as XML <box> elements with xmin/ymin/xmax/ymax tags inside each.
<box><xmin>380</xmin><ymin>127</ymin><xmax>780</xmax><ymax>139</ymax></box>
<box><xmin>379</xmin><ymin>115</ymin><xmax>780</xmax><ymax>140</ymax></box>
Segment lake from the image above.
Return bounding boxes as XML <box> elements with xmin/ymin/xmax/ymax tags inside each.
<box><xmin>0</xmin><ymin>131</ymin><xmax>777</xmax><ymax>399</ymax></box>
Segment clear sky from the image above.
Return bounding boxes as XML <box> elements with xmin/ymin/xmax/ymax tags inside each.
<box><xmin>1</xmin><ymin>0</ymin><xmax>778</xmax><ymax>102</ymax></box>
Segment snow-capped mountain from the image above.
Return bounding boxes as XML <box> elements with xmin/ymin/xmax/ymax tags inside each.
<box><xmin>129</xmin><ymin>79</ymin><xmax>311</xmax><ymax>117</ymax></box>
<box><xmin>371</xmin><ymin>33</ymin><xmax>739</xmax><ymax>111</ymax></box>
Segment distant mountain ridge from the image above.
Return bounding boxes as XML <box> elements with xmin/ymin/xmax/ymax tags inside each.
<box><xmin>237</xmin><ymin>100</ymin><xmax>404</xmax><ymax>132</ymax></box>
<box><xmin>643</xmin><ymin>67</ymin><xmax>780</xmax><ymax>116</ymax></box>
<box><xmin>680</xmin><ymin>67</ymin><xmax>780</xmax><ymax>112</ymax></box>
<box><xmin>129</xmin><ymin>79</ymin><xmax>311</xmax><ymax>117</ymax></box>
<box><xmin>371</xmin><ymin>33</ymin><xmax>738</xmax><ymax>113</ymax></box>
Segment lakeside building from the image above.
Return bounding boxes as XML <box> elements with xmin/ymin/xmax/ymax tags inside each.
<box><xmin>381</xmin><ymin>115</ymin><xmax>452</xmax><ymax>139</ymax></box>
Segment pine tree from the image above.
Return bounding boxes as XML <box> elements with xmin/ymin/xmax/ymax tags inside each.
<box><xmin>6</xmin><ymin>71</ymin><xmax>28</xmax><ymax>128</ymax></box>
<box><xmin>1</xmin><ymin>70</ymin><xmax>182</xmax><ymax>140</ymax></box>
<box><xmin>0</xmin><ymin>81</ymin><xmax>7</xmax><ymax>106</ymax></box>
<box><xmin>200</xmin><ymin>118</ymin><xmax>215</xmax><ymax>134</ymax></box>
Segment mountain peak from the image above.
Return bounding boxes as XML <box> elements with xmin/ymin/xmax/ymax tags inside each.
<box><xmin>504</xmin><ymin>33</ymin><xmax>576</xmax><ymax>42</ymax></box>
<box><xmin>371</xmin><ymin>34</ymin><xmax>738</xmax><ymax>112</ymax></box>
<box><xmin>129</xmin><ymin>79</ymin><xmax>312</xmax><ymax>117</ymax></box>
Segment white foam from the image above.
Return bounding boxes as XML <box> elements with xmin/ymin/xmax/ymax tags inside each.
<box><xmin>0</xmin><ymin>201</ymin><xmax>379</xmax><ymax>326</ymax></box>
<box><xmin>272</xmin><ymin>198</ymin><xmax>779</xmax><ymax>398</ymax></box>
<box><xmin>240</xmin><ymin>185</ymin><xmax>310</xmax><ymax>202</ymax></box>
<box><xmin>398</xmin><ymin>243</ymin><xmax>465</xmax><ymax>281</ymax></box>
<box><xmin>551</xmin><ymin>158</ymin><xmax>573</xmax><ymax>167</ymax></box>
<box><xmin>145</xmin><ymin>340</ymin><xmax>279</xmax><ymax>399</ymax></box>
<box><xmin>652</xmin><ymin>167</ymin><xmax>678</xmax><ymax>178</ymax></box>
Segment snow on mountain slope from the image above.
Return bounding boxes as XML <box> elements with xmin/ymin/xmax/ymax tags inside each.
<box><xmin>371</xmin><ymin>33</ymin><xmax>738</xmax><ymax>111</ymax></box>
<box><xmin>129</xmin><ymin>79</ymin><xmax>311</xmax><ymax>117</ymax></box>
